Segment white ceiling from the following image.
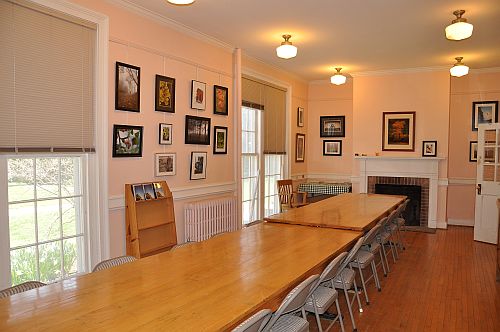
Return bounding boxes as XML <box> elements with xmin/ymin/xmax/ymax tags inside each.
<box><xmin>119</xmin><ymin>0</ymin><xmax>500</xmax><ymax>81</ymax></box>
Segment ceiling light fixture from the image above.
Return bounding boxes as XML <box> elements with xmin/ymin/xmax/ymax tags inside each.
<box><xmin>276</xmin><ymin>35</ymin><xmax>297</xmax><ymax>59</ymax></box>
<box><xmin>330</xmin><ymin>68</ymin><xmax>347</xmax><ymax>85</ymax></box>
<box><xmin>445</xmin><ymin>10</ymin><xmax>473</xmax><ymax>40</ymax></box>
<box><xmin>450</xmin><ymin>57</ymin><xmax>469</xmax><ymax>77</ymax></box>
<box><xmin>167</xmin><ymin>0</ymin><xmax>195</xmax><ymax>5</ymax></box>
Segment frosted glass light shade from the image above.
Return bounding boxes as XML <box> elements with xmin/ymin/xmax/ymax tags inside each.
<box><xmin>445</xmin><ymin>22</ymin><xmax>473</xmax><ymax>40</ymax></box>
<box><xmin>167</xmin><ymin>0</ymin><xmax>195</xmax><ymax>5</ymax></box>
<box><xmin>276</xmin><ymin>44</ymin><xmax>297</xmax><ymax>59</ymax></box>
<box><xmin>450</xmin><ymin>64</ymin><xmax>469</xmax><ymax>77</ymax></box>
<box><xmin>330</xmin><ymin>74</ymin><xmax>347</xmax><ymax>85</ymax></box>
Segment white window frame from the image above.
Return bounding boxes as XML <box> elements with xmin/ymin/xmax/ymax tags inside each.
<box><xmin>0</xmin><ymin>0</ymin><xmax>109</xmax><ymax>289</ymax></box>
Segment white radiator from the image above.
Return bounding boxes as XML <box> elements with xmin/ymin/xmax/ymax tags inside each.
<box><xmin>184</xmin><ymin>197</ymin><xmax>239</xmax><ymax>242</ymax></box>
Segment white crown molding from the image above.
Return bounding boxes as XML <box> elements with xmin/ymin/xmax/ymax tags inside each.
<box><xmin>242</xmin><ymin>54</ymin><xmax>309</xmax><ymax>85</ymax></box>
<box><xmin>105</xmin><ymin>0</ymin><xmax>234</xmax><ymax>52</ymax></box>
<box><xmin>351</xmin><ymin>66</ymin><xmax>448</xmax><ymax>77</ymax></box>
<box><xmin>447</xmin><ymin>218</ymin><xmax>474</xmax><ymax>227</ymax></box>
<box><xmin>469</xmin><ymin>67</ymin><xmax>500</xmax><ymax>74</ymax></box>
<box><xmin>451</xmin><ymin>89</ymin><xmax>500</xmax><ymax>96</ymax></box>
<box><xmin>308</xmin><ymin>97</ymin><xmax>353</xmax><ymax>102</ymax></box>
<box><xmin>109</xmin><ymin>181</ymin><xmax>237</xmax><ymax>210</ymax></box>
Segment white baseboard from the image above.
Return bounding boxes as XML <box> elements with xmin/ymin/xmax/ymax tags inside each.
<box><xmin>436</xmin><ymin>221</ymin><xmax>448</xmax><ymax>229</ymax></box>
<box><xmin>447</xmin><ymin>218</ymin><xmax>474</xmax><ymax>226</ymax></box>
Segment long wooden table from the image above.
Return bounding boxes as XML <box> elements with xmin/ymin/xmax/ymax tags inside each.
<box><xmin>0</xmin><ymin>223</ymin><xmax>360</xmax><ymax>331</ymax></box>
<box><xmin>265</xmin><ymin>193</ymin><xmax>406</xmax><ymax>231</ymax></box>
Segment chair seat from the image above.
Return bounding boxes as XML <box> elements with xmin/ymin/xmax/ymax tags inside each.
<box><xmin>362</xmin><ymin>240</ymin><xmax>380</xmax><ymax>253</ymax></box>
<box><xmin>350</xmin><ymin>250</ymin><xmax>374</xmax><ymax>269</ymax></box>
<box><xmin>388</xmin><ymin>223</ymin><xmax>398</xmax><ymax>232</ymax></box>
<box><xmin>304</xmin><ymin>285</ymin><xmax>338</xmax><ymax>314</ymax></box>
<box><xmin>395</xmin><ymin>217</ymin><xmax>405</xmax><ymax>226</ymax></box>
<box><xmin>269</xmin><ymin>314</ymin><xmax>309</xmax><ymax>332</ymax></box>
<box><xmin>378</xmin><ymin>231</ymin><xmax>391</xmax><ymax>243</ymax></box>
<box><xmin>330</xmin><ymin>268</ymin><xmax>355</xmax><ymax>289</ymax></box>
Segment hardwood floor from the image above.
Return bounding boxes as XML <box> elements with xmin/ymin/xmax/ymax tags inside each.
<box><xmin>309</xmin><ymin>226</ymin><xmax>500</xmax><ymax>332</ymax></box>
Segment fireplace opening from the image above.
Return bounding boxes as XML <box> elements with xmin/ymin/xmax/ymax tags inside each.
<box><xmin>375</xmin><ymin>184</ymin><xmax>421</xmax><ymax>226</ymax></box>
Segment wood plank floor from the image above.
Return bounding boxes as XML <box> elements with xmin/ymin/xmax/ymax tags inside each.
<box><xmin>308</xmin><ymin>226</ymin><xmax>500</xmax><ymax>332</ymax></box>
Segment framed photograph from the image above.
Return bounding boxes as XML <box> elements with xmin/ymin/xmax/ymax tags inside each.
<box><xmin>297</xmin><ymin>107</ymin><xmax>304</xmax><ymax>127</ymax></box>
<box><xmin>320</xmin><ymin>116</ymin><xmax>345</xmax><ymax>137</ymax></box>
<box><xmin>132</xmin><ymin>184</ymin><xmax>145</xmax><ymax>201</ymax></box>
<box><xmin>155</xmin><ymin>153</ymin><xmax>176</xmax><ymax>176</ymax></box>
<box><xmin>422</xmin><ymin>141</ymin><xmax>437</xmax><ymax>157</ymax></box>
<box><xmin>382</xmin><ymin>112</ymin><xmax>416</xmax><ymax>151</ymax></box>
<box><xmin>143</xmin><ymin>183</ymin><xmax>156</xmax><ymax>200</ymax></box>
<box><xmin>323</xmin><ymin>140</ymin><xmax>342</xmax><ymax>156</ymax></box>
<box><xmin>115</xmin><ymin>62</ymin><xmax>140</xmax><ymax>112</ymax></box>
<box><xmin>159</xmin><ymin>123</ymin><xmax>172</xmax><ymax>145</ymax></box>
<box><xmin>472</xmin><ymin>101</ymin><xmax>498</xmax><ymax>130</ymax></box>
<box><xmin>185</xmin><ymin>115</ymin><xmax>211</xmax><ymax>145</ymax></box>
<box><xmin>190</xmin><ymin>152</ymin><xmax>207</xmax><ymax>180</ymax></box>
<box><xmin>469</xmin><ymin>141</ymin><xmax>478</xmax><ymax>162</ymax></box>
<box><xmin>112</xmin><ymin>124</ymin><xmax>143</xmax><ymax>157</ymax></box>
<box><xmin>155</xmin><ymin>75</ymin><xmax>175</xmax><ymax>113</ymax></box>
<box><xmin>153</xmin><ymin>182</ymin><xmax>165</xmax><ymax>199</ymax></box>
<box><xmin>296</xmin><ymin>133</ymin><xmax>305</xmax><ymax>162</ymax></box>
<box><xmin>214</xmin><ymin>85</ymin><xmax>229</xmax><ymax>115</ymax></box>
<box><xmin>213</xmin><ymin>126</ymin><xmax>228</xmax><ymax>154</ymax></box>
<box><xmin>191</xmin><ymin>80</ymin><xmax>206</xmax><ymax>110</ymax></box>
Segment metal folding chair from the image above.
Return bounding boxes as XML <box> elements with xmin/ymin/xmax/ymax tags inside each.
<box><xmin>232</xmin><ymin>309</ymin><xmax>272</xmax><ymax>332</ymax></box>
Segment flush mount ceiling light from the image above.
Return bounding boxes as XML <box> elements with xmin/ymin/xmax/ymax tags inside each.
<box><xmin>276</xmin><ymin>35</ymin><xmax>297</xmax><ymax>59</ymax></box>
<box><xmin>167</xmin><ymin>0</ymin><xmax>195</xmax><ymax>5</ymax></box>
<box><xmin>450</xmin><ymin>57</ymin><xmax>469</xmax><ymax>77</ymax></box>
<box><xmin>445</xmin><ymin>10</ymin><xmax>473</xmax><ymax>40</ymax></box>
<box><xmin>330</xmin><ymin>68</ymin><xmax>347</xmax><ymax>85</ymax></box>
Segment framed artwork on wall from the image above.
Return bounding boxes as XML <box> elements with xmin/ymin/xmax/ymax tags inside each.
<box><xmin>214</xmin><ymin>85</ymin><xmax>229</xmax><ymax>115</ymax></box>
<box><xmin>297</xmin><ymin>107</ymin><xmax>304</xmax><ymax>127</ymax></box>
<box><xmin>190</xmin><ymin>151</ymin><xmax>207</xmax><ymax>180</ymax></box>
<box><xmin>213</xmin><ymin>126</ymin><xmax>228</xmax><ymax>154</ymax></box>
<box><xmin>382</xmin><ymin>112</ymin><xmax>415</xmax><ymax>151</ymax></box>
<box><xmin>422</xmin><ymin>141</ymin><xmax>437</xmax><ymax>157</ymax></box>
<box><xmin>323</xmin><ymin>140</ymin><xmax>342</xmax><ymax>156</ymax></box>
<box><xmin>159</xmin><ymin>123</ymin><xmax>172</xmax><ymax>145</ymax></box>
<box><xmin>155</xmin><ymin>75</ymin><xmax>175</xmax><ymax>113</ymax></box>
<box><xmin>185</xmin><ymin>115</ymin><xmax>211</xmax><ymax>145</ymax></box>
<box><xmin>112</xmin><ymin>124</ymin><xmax>143</xmax><ymax>157</ymax></box>
<box><xmin>296</xmin><ymin>133</ymin><xmax>305</xmax><ymax>162</ymax></box>
<box><xmin>115</xmin><ymin>62</ymin><xmax>140</xmax><ymax>112</ymax></box>
<box><xmin>469</xmin><ymin>141</ymin><xmax>478</xmax><ymax>162</ymax></box>
<box><xmin>191</xmin><ymin>80</ymin><xmax>206</xmax><ymax>110</ymax></box>
<box><xmin>472</xmin><ymin>101</ymin><xmax>498</xmax><ymax>131</ymax></box>
<box><xmin>155</xmin><ymin>153</ymin><xmax>176</xmax><ymax>176</ymax></box>
<box><xmin>320</xmin><ymin>116</ymin><xmax>345</xmax><ymax>137</ymax></box>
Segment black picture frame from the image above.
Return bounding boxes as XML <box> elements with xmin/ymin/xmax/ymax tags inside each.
<box><xmin>190</xmin><ymin>151</ymin><xmax>207</xmax><ymax>180</ymax></box>
<box><xmin>469</xmin><ymin>141</ymin><xmax>478</xmax><ymax>162</ymax></box>
<box><xmin>155</xmin><ymin>74</ymin><xmax>175</xmax><ymax>113</ymax></box>
<box><xmin>320</xmin><ymin>116</ymin><xmax>345</xmax><ymax>137</ymax></box>
<box><xmin>115</xmin><ymin>62</ymin><xmax>140</xmax><ymax>112</ymax></box>
<box><xmin>472</xmin><ymin>101</ymin><xmax>498</xmax><ymax>131</ymax></box>
<box><xmin>185</xmin><ymin>115</ymin><xmax>211</xmax><ymax>145</ymax></box>
<box><xmin>422</xmin><ymin>141</ymin><xmax>437</xmax><ymax>157</ymax></box>
<box><xmin>191</xmin><ymin>80</ymin><xmax>206</xmax><ymax>110</ymax></box>
<box><xmin>323</xmin><ymin>140</ymin><xmax>342</xmax><ymax>156</ymax></box>
<box><xmin>112</xmin><ymin>124</ymin><xmax>143</xmax><ymax>157</ymax></box>
<box><xmin>213</xmin><ymin>85</ymin><xmax>229</xmax><ymax>115</ymax></box>
<box><xmin>213</xmin><ymin>126</ymin><xmax>228</xmax><ymax>154</ymax></box>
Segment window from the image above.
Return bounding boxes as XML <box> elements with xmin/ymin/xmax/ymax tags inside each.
<box><xmin>241</xmin><ymin>107</ymin><xmax>260</xmax><ymax>224</ymax></box>
<box><xmin>3</xmin><ymin>156</ymin><xmax>88</xmax><ymax>285</ymax></box>
<box><xmin>264</xmin><ymin>155</ymin><xmax>284</xmax><ymax>217</ymax></box>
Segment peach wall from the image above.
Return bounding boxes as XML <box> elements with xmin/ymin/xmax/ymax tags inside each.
<box><xmin>71</xmin><ymin>0</ymin><xmax>236</xmax><ymax>256</ymax></box>
<box><xmin>447</xmin><ymin>71</ymin><xmax>500</xmax><ymax>225</ymax></box>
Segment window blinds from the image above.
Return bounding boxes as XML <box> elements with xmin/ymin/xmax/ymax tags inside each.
<box><xmin>0</xmin><ymin>0</ymin><xmax>96</xmax><ymax>152</ymax></box>
<box><xmin>241</xmin><ymin>76</ymin><xmax>286</xmax><ymax>154</ymax></box>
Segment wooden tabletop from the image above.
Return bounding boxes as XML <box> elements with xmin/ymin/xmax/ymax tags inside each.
<box><xmin>265</xmin><ymin>193</ymin><xmax>406</xmax><ymax>231</ymax></box>
<box><xmin>0</xmin><ymin>223</ymin><xmax>360</xmax><ymax>331</ymax></box>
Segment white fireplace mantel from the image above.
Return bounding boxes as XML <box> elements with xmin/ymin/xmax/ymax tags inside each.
<box><xmin>356</xmin><ymin>156</ymin><xmax>445</xmax><ymax>228</ymax></box>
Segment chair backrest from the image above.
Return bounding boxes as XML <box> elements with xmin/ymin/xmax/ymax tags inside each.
<box><xmin>232</xmin><ymin>309</ymin><xmax>272</xmax><ymax>332</ymax></box>
<box><xmin>339</xmin><ymin>236</ymin><xmax>365</xmax><ymax>271</ymax></box>
<box><xmin>376</xmin><ymin>216</ymin><xmax>389</xmax><ymax>230</ymax></box>
<box><xmin>277</xmin><ymin>179</ymin><xmax>294</xmax><ymax>206</ymax></box>
<box><xmin>92</xmin><ymin>255</ymin><xmax>137</xmax><ymax>272</ymax></box>
<box><xmin>386</xmin><ymin>208</ymin><xmax>399</xmax><ymax>226</ymax></box>
<box><xmin>397</xmin><ymin>199</ymin><xmax>410</xmax><ymax>217</ymax></box>
<box><xmin>363</xmin><ymin>224</ymin><xmax>381</xmax><ymax>245</ymax></box>
<box><xmin>265</xmin><ymin>274</ymin><xmax>319</xmax><ymax>328</ymax></box>
<box><xmin>170</xmin><ymin>241</ymin><xmax>195</xmax><ymax>251</ymax></box>
<box><xmin>0</xmin><ymin>281</ymin><xmax>46</xmax><ymax>298</ymax></box>
<box><xmin>317</xmin><ymin>252</ymin><xmax>348</xmax><ymax>287</ymax></box>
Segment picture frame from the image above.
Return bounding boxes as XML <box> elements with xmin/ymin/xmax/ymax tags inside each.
<box><xmin>112</xmin><ymin>124</ymin><xmax>143</xmax><ymax>157</ymax></box>
<box><xmin>143</xmin><ymin>183</ymin><xmax>156</xmax><ymax>200</ymax></box>
<box><xmin>191</xmin><ymin>80</ymin><xmax>206</xmax><ymax>110</ymax></box>
<box><xmin>185</xmin><ymin>115</ymin><xmax>211</xmax><ymax>145</ymax></box>
<box><xmin>213</xmin><ymin>85</ymin><xmax>229</xmax><ymax>115</ymax></box>
<box><xmin>422</xmin><ymin>141</ymin><xmax>437</xmax><ymax>157</ymax></box>
<box><xmin>320</xmin><ymin>116</ymin><xmax>345</xmax><ymax>137</ymax></box>
<box><xmin>213</xmin><ymin>126</ymin><xmax>228</xmax><ymax>154</ymax></box>
<box><xmin>382</xmin><ymin>112</ymin><xmax>416</xmax><ymax>151</ymax></box>
<box><xmin>190</xmin><ymin>151</ymin><xmax>207</xmax><ymax>180</ymax></box>
<box><xmin>155</xmin><ymin>153</ymin><xmax>176</xmax><ymax>176</ymax></box>
<box><xmin>115</xmin><ymin>62</ymin><xmax>140</xmax><ymax>112</ymax></box>
<box><xmin>296</xmin><ymin>133</ymin><xmax>305</xmax><ymax>162</ymax></box>
<box><xmin>472</xmin><ymin>101</ymin><xmax>498</xmax><ymax>131</ymax></box>
<box><xmin>323</xmin><ymin>140</ymin><xmax>342</xmax><ymax>156</ymax></box>
<box><xmin>153</xmin><ymin>182</ymin><xmax>165</xmax><ymax>199</ymax></box>
<box><xmin>469</xmin><ymin>141</ymin><xmax>478</xmax><ymax>162</ymax></box>
<box><xmin>159</xmin><ymin>123</ymin><xmax>173</xmax><ymax>145</ymax></box>
<box><xmin>155</xmin><ymin>74</ymin><xmax>175</xmax><ymax>113</ymax></box>
<box><xmin>132</xmin><ymin>184</ymin><xmax>145</xmax><ymax>201</ymax></box>
<box><xmin>297</xmin><ymin>107</ymin><xmax>304</xmax><ymax>127</ymax></box>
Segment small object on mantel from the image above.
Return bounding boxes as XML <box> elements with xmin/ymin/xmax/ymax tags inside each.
<box><xmin>375</xmin><ymin>152</ymin><xmax>380</xmax><ymax>156</ymax></box>
<box><xmin>354</xmin><ymin>153</ymin><xmax>359</xmax><ymax>156</ymax></box>
<box><xmin>361</xmin><ymin>153</ymin><xmax>367</xmax><ymax>156</ymax></box>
